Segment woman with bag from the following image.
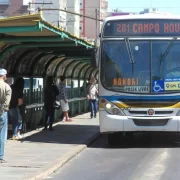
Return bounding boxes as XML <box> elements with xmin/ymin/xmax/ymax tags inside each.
<box><xmin>87</xmin><ymin>77</ymin><xmax>98</xmax><ymax>119</ymax></box>
<box><xmin>43</xmin><ymin>76</ymin><xmax>59</xmax><ymax>131</ymax></box>
<box><xmin>58</xmin><ymin>75</ymin><xmax>72</xmax><ymax>122</ymax></box>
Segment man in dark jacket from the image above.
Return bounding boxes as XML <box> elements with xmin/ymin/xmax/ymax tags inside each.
<box><xmin>44</xmin><ymin>76</ymin><xmax>59</xmax><ymax>131</ymax></box>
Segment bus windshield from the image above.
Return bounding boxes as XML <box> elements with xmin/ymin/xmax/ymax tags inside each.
<box><xmin>101</xmin><ymin>40</ymin><xmax>180</xmax><ymax>94</ymax></box>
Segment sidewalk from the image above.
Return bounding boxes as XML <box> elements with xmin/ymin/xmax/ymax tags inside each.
<box><xmin>0</xmin><ymin>113</ymin><xmax>100</xmax><ymax>180</ymax></box>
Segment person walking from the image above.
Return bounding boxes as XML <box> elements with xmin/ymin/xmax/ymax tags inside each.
<box><xmin>8</xmin><ymin>77</ymin><xmax>25</xmax><ymax>140</ymax></box>
<box><xmin>87</xmin><ymin>77</ymin><xmax>98</xmax><ymax>118</ymax></box>
<box><xmin>58</xmin><ymin>76</ymin><xmax>72</xmax><ymax>122</ymax></box>
<box><xmin>44</xmin><ymin>76</ymin><xmax>59</xmax><ymax>131</ymax></box>
<box><xmin>0</xmin><ymin>68</ymin><xmax>12</xmax><ymax>163</ymax></box>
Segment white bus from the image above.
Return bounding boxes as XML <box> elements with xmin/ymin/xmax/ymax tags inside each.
<box><xmin>96</xmin><ymin>13</ymin><xmax>180</xmax><ymax>144</ymax></box>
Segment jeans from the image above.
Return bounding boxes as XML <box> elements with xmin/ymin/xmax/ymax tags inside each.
<box><xmin>89</xmin><ymin>99</ymin><xmax>97</xmax><ymax>118</ymax></box>
<box><xmin>8</xmin><ymin>108</ymin><xmax>22</xmax><ymax>136</ymax></box>
<box><xmin>0</xmin><ymin>112</ymin><xmax>7</xmax><ymax>160</ymax></box>
<box><xmin>4</xmin><ymin>114</ymin><xmax>8</xmax><ymax>141</ymax></box>
<box><xmin>44</xmin><ymin>108</ymin><xmax>55</xmax><ymax>129</ymax></box>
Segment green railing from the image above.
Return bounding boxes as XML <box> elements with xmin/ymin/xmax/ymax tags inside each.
<box><xmin>24</xmin><ymin>87</ymin><xmax>44</xmax><ymax>105</ymax></box>
<box><xmin>13</xmin><ymin>85</ymin><xmax>89</xmax><ymax>131</ymax></box>
<box><xmin>25</xmin><ymin>97</ymin><xmax>88</xmax><ymax>130</ymax></box>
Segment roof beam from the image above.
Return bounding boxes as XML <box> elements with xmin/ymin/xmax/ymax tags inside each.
<box><xmin>66</xmin><ymin>57</ymin><xmax>91</xmax><ymax>60</ymax></box>
<box><xmin>18</xmin><ymin>43</ymin><xmax>76</xmax><ymax>48</ymax></box>
<box><xmin>0</xmin><ymin>25</ymin><xmax>42</xmax><ymax>33</ymax></box>
<box><xmin>0</xmin><ymin>36</ymin><xmax>66</xmax><ymax>42</ymax></box>
<box><xmin>41</xmin><ymin>23</ymin><xmax>94</xmax><ymax>49</ymax></box>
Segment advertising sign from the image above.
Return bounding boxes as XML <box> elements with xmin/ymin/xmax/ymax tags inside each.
<box><xmin>164</xmin><ymin>78</ymin><xmax>180</xmax><ymax>91</ymax></box>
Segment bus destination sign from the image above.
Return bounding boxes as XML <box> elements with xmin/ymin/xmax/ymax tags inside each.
<box><xmin>103</xmin><ymin>19</ymin><xmax>180</xmax><ymax>37</ymax></box>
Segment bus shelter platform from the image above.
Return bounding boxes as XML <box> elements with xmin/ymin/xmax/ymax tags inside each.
<box><xmin>0</xmin><ymin>113</ymin><xmax>100</xmax><ymax>180</ymax></box>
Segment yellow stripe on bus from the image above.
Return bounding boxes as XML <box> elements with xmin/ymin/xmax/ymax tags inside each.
<box><xmin>113</xmin><ymin>102</ymin><xmax>180</xmax><ymax>108</ymax></box>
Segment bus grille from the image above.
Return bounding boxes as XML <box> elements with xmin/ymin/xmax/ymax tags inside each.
<box><xmin>122</xmin><ymin>101</ymin><xmax>178</xmax><ymax>108</ymax></box>
<box><xmin>133</xmin><ymin>119</ymin><xmax>169</xmax><ymax>126</ymax></box>
<box><xmin>129</xmin><ymin>110</ymin><xmax>173</xmax><ymax>115</ymax></box>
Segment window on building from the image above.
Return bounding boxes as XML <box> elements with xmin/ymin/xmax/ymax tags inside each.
<box><xmin>80</xmin><ymin>0</ymin><xmax>83</xmax><ymax>8</ymax></box>
<box><xmin>0</xmin><ymin>0</ymin><xmax>9</xmax><ymax>5</ymax></box>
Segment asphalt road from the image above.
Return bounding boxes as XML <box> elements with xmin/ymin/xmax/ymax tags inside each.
<box><xmin>45</xmin><ymin>133</ymin><xmax>180</xmax><ymax>180</ymax></box>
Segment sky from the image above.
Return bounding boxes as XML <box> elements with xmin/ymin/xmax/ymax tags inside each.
<box><xmin>108</xmin><ymin>0</ymin><xmax>180</xmax><ymax>15</ymax></box>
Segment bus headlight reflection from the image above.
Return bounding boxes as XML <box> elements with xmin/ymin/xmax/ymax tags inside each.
<box><xmin>106</xmin><ymin>103</ymin><xmax>111</xmax><ymax>109</ymax></box>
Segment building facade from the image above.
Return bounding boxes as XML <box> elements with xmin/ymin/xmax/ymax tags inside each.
<box><xmin>0</xmin><ymin>0</ymin><xmax>108</xmax><ymax>43</ymax></box>
<box><xmin>66</xmin><ymin>0</ymin><xmax>80</xmax><ymax>36</ymax></box>
<box><xmin>0</xmin><ymin>0</ymin><xmax>32</xmax><ymax>17</ymax></box>
<box><xmin>34</xmin><ymin>0</ymin><xmax>67</xmax><ymax>30</ymax></box>
<box><xmin>80</xmin><ymin>0</ymin><xmax>108</xmax><ymax>43</ymax></box>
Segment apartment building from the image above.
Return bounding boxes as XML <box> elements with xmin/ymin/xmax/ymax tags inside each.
<box><xmin>34</xmin><ymin>0</ymin><xmax>67</xmax><ymax>30</ymax></box>
<box><xmin>0</xmin><ymin>0</ymin><xmax>108</xmax><ymax>43</ymax></box>
<box><xmin>80</xmin><ymin>0</ymin><xmax>108</xmax><ymax>42</ymax></box>
<box><xmin>0</xmin><ymin>0</ymin><xmax>32</xmax><ymax>17</ymax></box>
<box><xmin>66</xmin><ymin>0</ymin><xmax>80</xmax><ymax>36</ymax></box>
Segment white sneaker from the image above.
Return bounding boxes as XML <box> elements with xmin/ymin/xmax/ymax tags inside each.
<box><xmin>11</xmin><ymin>135</ymin><xmax>19</xmax><ymax>140</ymax></box>
<box><xmin>17</xmin><ymin>133</ymin><xmax>22</xmax><ymax>139</ymax></box>
<box><xmin>62</xmin><ymin>117</ymin><xmax>66</xmax><ymax>122</ymax></box>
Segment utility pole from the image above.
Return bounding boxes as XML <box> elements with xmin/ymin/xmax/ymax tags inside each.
<box><xmin>28</xmin><ymin>2</ymin><xmax>53</xmax><ymax>14</ymax></box>
<box><xmin>95</xmin><ymin>9</ymin><xmax>98</xmax><ymax>47</ymax></box>
<box><xmin>39</xmin><ymin>8</ymin><xmax>103</xmax><ymax>22</ymax></box>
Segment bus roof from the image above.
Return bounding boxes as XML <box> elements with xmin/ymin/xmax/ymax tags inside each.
<box><xmin>104</xmin><ymin>13</ymin><xmax>180</xmax><ymax>22</ymax></box>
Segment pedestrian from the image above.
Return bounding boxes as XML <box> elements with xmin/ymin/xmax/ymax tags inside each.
<box><xmin>0</xmin><ymin>68</ymin><xmax>12</xmax><ymax>163</ymax></box>
<box><xmin>87</xmin><ymin>77</ymin><xmax>98</xmax><ymax>118</ymax></box>
<box><xmin>8</xmin><ymin>77</ymin><xmax>25</xmax><ymax>140</ymax></box>
<box><xmin>44</xmin><ymin>76</ymin><xmax>59</xmax><ymax>131</ymax></box>
<box><xmin>58</xmin><ymin>75</ymin><xmax>72</xmax><ymax>122</ymax></box>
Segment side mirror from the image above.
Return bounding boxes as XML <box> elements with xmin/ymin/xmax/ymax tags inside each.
<box><xmin>91</xmin><ymin>48</ymin><xmax>99</xmax><ymax>68</ymax></box>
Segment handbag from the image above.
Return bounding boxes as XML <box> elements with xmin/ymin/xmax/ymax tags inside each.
<box><xmin>53</xmin><ymin>100</ymin><xmax>61</xmax><ymax>110</ymax></box>
<box><xmin>52</xmin><ymin>84</ymin><xmax>61</xmax><ymax>110</ymax></box>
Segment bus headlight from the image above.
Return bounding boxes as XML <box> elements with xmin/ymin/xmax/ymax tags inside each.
<box><xmin>104</xmin><ymin>101</ymin><xmax>125</xmax><ymax>116</ymax></box>
<box><xmin>106</xmin><ymin>103</ymin><xmax>112</xmax><ymax>109</ymax></box>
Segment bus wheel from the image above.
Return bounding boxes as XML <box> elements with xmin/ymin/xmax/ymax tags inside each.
<box><xmin>107</xmin><ymin>133</ymin><xmax>122</xmax><ymax>146</ymax></box>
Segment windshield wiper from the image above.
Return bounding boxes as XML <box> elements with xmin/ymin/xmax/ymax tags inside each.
<box><xmin>160</xmin><ymin>37</ymin><xmax>177</xmax><ymax>65</ymax></box>
<box><xmin>125</xmin><ymin>38</ymin><xmax>134</xmax><ymax>75</ymax></box>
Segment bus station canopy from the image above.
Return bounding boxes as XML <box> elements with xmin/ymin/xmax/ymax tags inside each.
<box><xmin>0</xmin><ymin>13</ymin><xmax>98</xmax><ymax>79</ymax></box>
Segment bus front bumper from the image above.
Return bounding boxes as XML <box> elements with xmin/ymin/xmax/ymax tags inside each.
<box><xmin>100</xmin><ymin>111</ymin><xmax>180</xmax><ymax>133</ymax></box>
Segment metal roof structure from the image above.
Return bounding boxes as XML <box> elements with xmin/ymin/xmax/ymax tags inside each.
<box><xmin>0</xmin><ymin>13</ymin><xmax>98</xmax><ymax>79</ymax></box>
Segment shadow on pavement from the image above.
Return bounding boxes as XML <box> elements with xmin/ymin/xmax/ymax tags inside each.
<box><xmin>16</xmin><ymin>124</ymin><xmax>99</xmax><ymax>145</ymax></box>
<box><xmin>90</xmin><ymin>133</ymin><xmax>180</xmax><ymax>149</ymax></box>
